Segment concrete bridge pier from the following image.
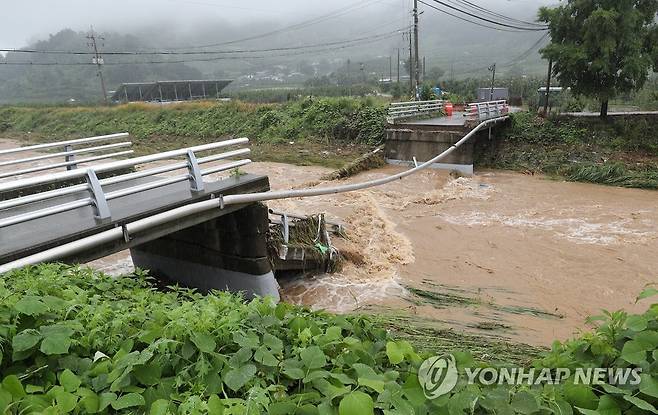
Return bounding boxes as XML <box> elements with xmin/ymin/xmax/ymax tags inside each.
<box><xmin>130</xmin><ymin>203</ymin><xmax>280</xmax><ymax>301</ymax></box>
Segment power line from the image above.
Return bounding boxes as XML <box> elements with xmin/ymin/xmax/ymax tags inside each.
<box><xmin>168</xmin><ymin>0</ymin><xmax>387</xmax><ymax>49</ymax></box>
<box><xmin>452</xmin><ymin>32</ymin><xmax>549</xmax><ymax>75</ymax></box>
<box><xmin>425</xmin><ymin>0</ymin><xmax>548</xmax><ymax>31</ymax></box>
<box><xmin>0</xmin><ymin>31</ymin><xmax>404</xmax><ymax>67</ymax></box>
<box><xmin>417</xmin><ymin>0</ymin><xmax>538</xmax><ymax>33</ymax></box>
<box><xmin>449</xmin><ymin>0</ymin><xmax>547</xmax><ymax>28</ymax></box>
<box><xmin>0</xmin><ymin>27</ymin><xmax>410</xmax><ymax>57</ymax></box>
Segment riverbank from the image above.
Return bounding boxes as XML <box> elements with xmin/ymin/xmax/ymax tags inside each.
<box><xmin>477</xmin><ymin>112</ymin><xmax>658</xmax><ymax>189</ymax></box>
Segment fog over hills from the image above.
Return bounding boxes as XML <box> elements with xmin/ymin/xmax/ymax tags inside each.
<box><xmin>0</xmin><ymin>0</ymin><xmax>558</xmax><ymax>102</ymax></box>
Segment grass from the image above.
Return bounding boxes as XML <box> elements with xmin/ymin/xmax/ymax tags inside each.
<box><xmin>375</xmin><ymin>313</ymin><xmax>545</xmax><ymax>366</ymax></box>
<box><xmin>476</xmin><ymin>112</ymin><xmax>658</xmax><ymax>189</ymax></box>
<box><xmin>0</xmin><ymin>98</ymin><xmax>387</xmax><ymax>168</ymax></box>
<box><xmin>404</xmin><ymin>283</ymin><xmax>564</xmax><ymax>320</ymax></box>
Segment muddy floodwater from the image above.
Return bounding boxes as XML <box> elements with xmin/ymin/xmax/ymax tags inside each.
<box><xmin>90</xmin><ymin>161</ymin><xmax>658</xmax><ymax>347</ymax></box>
<box><xmin>3</xmin><ymin>136</ymin><xmax>655</xmax><ymax>347</ymax></box>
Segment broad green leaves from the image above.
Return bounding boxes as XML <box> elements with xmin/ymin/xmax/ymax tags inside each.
<box><xmin>12</xmin><ymin>330</ymin><xmax>41</xmax><ymax>352</ymax></box>
<box><xmin>339</xmin><ymin>391</ymin><xmax>374</xmax><ymax>415</ymax></box>
<box><xmin>224</xmin><ymin>364</ymin><xmax>257</xmax><ymax>392</ymax></box>
<box><xmin>59</xmin><ymin>370</ymin><xmax>81</xmax><ymax>392</ymax></box>
<box><xmin>14</xmin><ymin>296</ymin><xmax>48</xmax><ymax>316</ymax></box>
<box><xmin>191</xmin><ymin>332</ymin><xmax>216</xmax><ymax>354</ymax></box>
<box><xmin>1</xmin><ymin>264</ymin><xmax>657</xmax><ymax>415</ymax></box>
<box><xmin>301</xmin><ymin>346</ymin><xmax>327</xmax><ymax>369</ymax></box>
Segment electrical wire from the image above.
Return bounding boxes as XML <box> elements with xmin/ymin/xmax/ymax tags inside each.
<box><xmin>0</xmin><ymin>27</ymin><xmax>409</xmax><ymax>57</ymax></box>
<box><xmin>449</xmin><ymin>0</ymin><xmax>547</xmax><ymax>28</ymax></box>
<box><xmin>417</xmin><ymin>0</ymin><xmax>537</xmax><ymax>32</ymax></box>
<box><xmin>168</xmin><ymin>0</ymin><xmax>387</xmax><ymax>49</ymax></box>
<box><xmin>0</xmin><ymin>30</ymin><xmax>404</xmax><ymax>67</ymax></box>
<box><xmin>426</xmin><ymin>0</ymin><xmax>548</xmax><ymax>31</ymax></box>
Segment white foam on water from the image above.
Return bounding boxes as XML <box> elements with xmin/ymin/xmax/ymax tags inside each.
<box><xmin>438</xmin><ymin>211</ymin><xmax>656</xmax><ymax>245</ymax></box>
<box><xmin>89</xmin><ymin>254</ymin><xmax>134</xmax><ymax>276</ymax></box>
<box><xmin>281</xmin><ymin>273</ymin><xmax>406</xmax><ymax>313</ymax></box>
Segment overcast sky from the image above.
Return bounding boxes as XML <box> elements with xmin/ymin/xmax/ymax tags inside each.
<box><xmin>1</xmin><ymin>0</ymin><xmax>556</xmax><ymax>49</ymax></box>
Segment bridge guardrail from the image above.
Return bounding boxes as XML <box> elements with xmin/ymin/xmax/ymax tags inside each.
<box><xmin>0</xmin><ymin>133</ymin><xmax>134</xmax><ymax>180</ymax></box>
<box><xmin>387</xmin><ymin>99</ymin><xmax>445</xmax><ymax>123</ymax></box>
<box><xmin>0</xmin><ymin>137</ymin><xmax>252</xmax><ymax>229</ymax></box>
<box><xmin>465</xmin><ymin>100</ymin><xmax>509</xmax><ymax>122</ymax></box>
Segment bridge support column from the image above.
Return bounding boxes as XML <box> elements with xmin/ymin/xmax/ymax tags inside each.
<box><xmin>130</xmin><ymin>203</ymin><xmax>280</xmax><ymax>301</ymax></box>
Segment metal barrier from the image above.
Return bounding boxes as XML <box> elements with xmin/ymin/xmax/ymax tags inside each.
<box><xmin>0</xmin><ymin>137</ymin><xmax>251</xmax><ymax>229</ymax></box>
<box><xmin>0</xmin><ymin>133</ymin><xmax>133</xmax><ymax>180</ymax></box>
<box><xmin>465</xmin><ymin>100</ymin><xmax>509</xmax><ymax>122</ymax></box>
<box><xmin>387</xmin><ymin>99</ymin><xmax>445</xmax><ymax>123</ymax></box>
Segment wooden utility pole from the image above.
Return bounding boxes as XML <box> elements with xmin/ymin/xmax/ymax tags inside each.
<box><xmin>347</xmin><ymin>59</ymin><xmax>352</xmax><ymax>97</ymax></box>
<box><xmin>543</xmin><ymin>58</ymin><xmax>553</xmax><ymax>116</ymax></box>
<box><xmin>87</xmin><ymin>28</ymin><xmax>108</xmax><ymax>105</ymax></box>
<box><xmin>413</xmin><ymin>0</ymin><xmax>420</xmax><ymax>99</ymax></box>
<box><xmin>422</xmin><ymin>56</ymin><xmax>426</xmax><ymax>80</ymax></box>
<box><xmin>397</xmin><ymin>48</ymin><xmax>400</xmax><ymax>84</ymax></box>
<box><xmin>389</xmin><ymin>55</ymin><xmax>392</xmax><ymax>83</ymax></box>
<box><xmin>488</xmin><ymin>63</ymin><xmax>497</xmax><ymax>101</ymax></box>
<box><xmin>408</xmin><ymin>30</ymin><xmax>413</xmax><ymax>95</ymax></box>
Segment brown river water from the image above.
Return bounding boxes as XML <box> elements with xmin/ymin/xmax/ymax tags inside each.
<box><xmin>2</xmin><ymin>139</ymin><xmax>657</xmax><ymax>347</ymax></box>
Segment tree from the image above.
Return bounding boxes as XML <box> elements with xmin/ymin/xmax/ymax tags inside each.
<box><xmin>538</xmin><ymin>0</ymin><xmax>658</xmax><ymax>118</ymax></box>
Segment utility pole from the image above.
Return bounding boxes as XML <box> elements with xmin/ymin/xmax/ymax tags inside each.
<box><xmin>397</xmin><ymin>48</ymin><xmax>400</xmax><ymax>84</ymax></box>
<box><xmin>488</xmin><ymin>63</ymin><xmax>497</xmax><ymax>101</ymax></box>
<box><xmin>413</xmin><ymin>0</ymin><xmax>420</xmax><ymax>99</ymax></box>
<box><xmin>422</xmin><ymin>56</ymin><xmax>426</xmax><ymax>80</ymax></box>
<box><xmin>347</xmin><ymin>59</ymin><xmax>352</xmax><ymax>97</ymax></box>
<box><xmin>389</xmin><ymin>55</ymin><xmax>392</xmax><ymax>83</ymax></box>
<box><xmin>87</xmin><ymin>28</ymin><xmax>108</xmax><ymax>105</ymax></box>
<box><xmin>408</xmin><ymin>30</ymin><xmax>413</xmax><ymax>95</ymax></box>
<box><xmin>543</xmin><ymin>58</ymin><xmax>553</xmax><ymax>116</ymax></box>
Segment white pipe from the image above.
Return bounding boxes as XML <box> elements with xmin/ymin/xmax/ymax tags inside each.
<box><xmin>0</xmin><ymin>133</ymin><xmax>129</xmax><ymax>156</ymax></box>
<box><xmin>0</xmin><ymin>138</ymin><xmax>249</xmax><ymax>193</ymax></box>
<box><xmin>0</xmin><ymin>117</ymin><xmax>506</xmax><ymax>273</ymax></box>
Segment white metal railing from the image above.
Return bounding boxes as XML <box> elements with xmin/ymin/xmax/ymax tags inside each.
<box><xmin>387</xmin><ymin>99</ymin><xmax>445</xmax><ymax>123</ymax></box>
<box><xmin>0</xmin><ymin>137</ymin><xmax>251</xmax><ymax>229</ymax></box>
<box><xmin>465</xmin><ymin>100</ymin><xmax>509</xmax><ymax>122</ymax></box>
<box><xmin>0</xmin><ymin>133</ymin><xmax>134</xmax><ymax>180</ymax></box>
<box><xmin>0</xmin><ymin>116</ymin><xmax>512</xmax><ymax>273</ymax></box>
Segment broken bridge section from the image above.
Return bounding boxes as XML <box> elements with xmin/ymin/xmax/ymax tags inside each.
<box><xmin>0</xmin><ymin>136</ymin><xmax>279</xmax><ymax>301</ymax></box>
<box><xmin>385</xmin><ymin>100</ymin><xmax>513</xmax><ymax>175</ymax></box>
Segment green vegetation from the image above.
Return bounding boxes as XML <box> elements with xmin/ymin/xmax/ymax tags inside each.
<box><xmin>0</xmin><ymin>98</ymin><xmax>387</xmax><ymax>146</ymax></box>
<box><xmin>477</xmin><ymin>112</ymin><xmax>658</xmax><ymax>189</ymax></box>
<box><xmin>0</xmin><ymin>98</ymin><xmax>387</xmax><ymax>168</ymax></box>
<box><xmin>404</xmin><ymin>283</ymin><xmax>564</xmax><ymax>320</ymax></box>
<box><xmin>0</xmin><ymin>265</ymin><xmax>656</xmax><ymax>414</ymax></box>
<box><xmin>539</xmin><ymin>1</ymin><xmax>658</xmax><ymax>117</ymax></box>
<box><xmin>0</xmin><ymin>264</ymin><xmax>422</xmax><ymax>414</ymax></box>
<box><xmin>226</xmin><ymin>86</ymin><xmax>377</xmax><ymax>104</ymax></box>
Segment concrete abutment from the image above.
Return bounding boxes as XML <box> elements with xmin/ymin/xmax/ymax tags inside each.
<box><xmin>130</xmin><ymin>202</ymin><xmax>280</xmax><ymax>301</ymax></box>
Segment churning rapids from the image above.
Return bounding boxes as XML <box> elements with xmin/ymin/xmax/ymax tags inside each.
<box><xmin>2</xmin><ymin>139</ymin><xmax>656</xmax><ymax>347</ymax></box>
<box><xmin>90</xmin><ymin>162</ymin><xmax>658</xmax><ymax>346</ymax></box>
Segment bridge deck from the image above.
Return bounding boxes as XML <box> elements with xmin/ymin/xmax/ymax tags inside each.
<box><xmin>399</xmin><ymin>111</ymin><xmax>467</xmax><ymax>127</ymax></box>
<box><xmin>0</xmin><ymin>173</ymin><xmax>270</xmax><ymax>264</ymax></box>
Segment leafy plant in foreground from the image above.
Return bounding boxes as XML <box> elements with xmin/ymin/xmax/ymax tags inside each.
<box><xmin>0</xmin><ymin>265</ymin><xmax>656</xmax><ymax>414</ymax></box>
